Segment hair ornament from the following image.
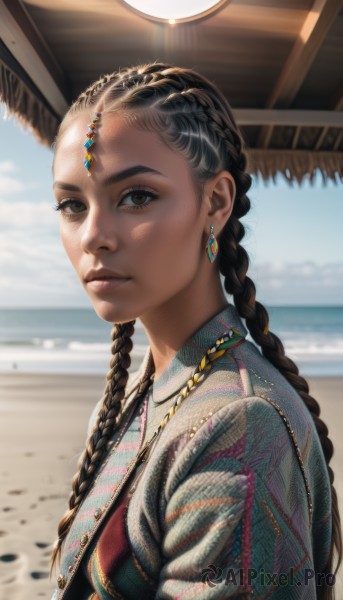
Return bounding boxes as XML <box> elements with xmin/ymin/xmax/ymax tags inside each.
<box><xmin>84</xmin><ymin>111</ymin><xmax>102</xmax><ymax>175</ymax></box>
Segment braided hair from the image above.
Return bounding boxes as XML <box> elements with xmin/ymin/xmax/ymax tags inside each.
<box><xmin>51</xmin><ymin>62</ymin><xmax>342</xmax><ymax>595</ymax></box>
<box><xmin>50</xmin><ymin>320</ymin><xmax>153</xmax><ymax>570</ymax></box>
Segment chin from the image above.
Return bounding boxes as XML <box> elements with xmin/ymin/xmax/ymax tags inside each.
<box><xmin>92</xmin><ymin>299</ymin><xmax>138</xmax><ymax>325</ymax></box>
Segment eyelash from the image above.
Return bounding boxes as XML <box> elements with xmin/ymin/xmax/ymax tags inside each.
<box><xmin>54</xmin><ymin>186</ymin><xmax>159</xmax><ymax>215</ymax></box>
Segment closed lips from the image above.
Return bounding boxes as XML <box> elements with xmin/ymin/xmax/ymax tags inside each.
<box><xmin>84</xmin><ymin>270</ymin><xmax>129</xmax><ymax>282</ymax></box>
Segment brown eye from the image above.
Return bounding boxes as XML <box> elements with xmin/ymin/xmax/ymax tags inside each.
<box><xmin>54</xmin><ymin>199</ymin><xmax>86</xmax><ymax>214</ymax></box>
<box><xmin>119</xmin><ymin>187</ymin><xmax>158</xmax><ymax>209</ymax></box>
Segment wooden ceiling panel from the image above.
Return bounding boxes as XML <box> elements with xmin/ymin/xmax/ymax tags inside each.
<box><xmin>292</xmin><ymin>9</ymin><xmax>343</xmax><ymax>108</ymax></box>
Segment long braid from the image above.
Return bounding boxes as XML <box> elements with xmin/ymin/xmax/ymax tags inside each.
<box><xmin>52</xmin><ymin>62</ymin><xmax>342</xmax><ymax>591</ymax></box>
<box><xmin>220</xmin><ymin>152</ymin><xmax>342</xmax><ymax>597</ymax></box>
<box><xmin>50</xmin><ymin>321</ymin><xmax>136</xmax><ymax>571</ymax></box>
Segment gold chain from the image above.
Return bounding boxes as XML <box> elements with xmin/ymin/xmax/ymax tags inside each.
<box><xmin>135</xmin><ymin>328</ymin><xmax>245</xmax><ymax>464</ymax></box>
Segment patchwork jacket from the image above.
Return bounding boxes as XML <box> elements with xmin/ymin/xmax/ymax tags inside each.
<box><xmin>51</xmin><ymin>303</ymin><xmax>332</xmax><ymax>599</ymax></box>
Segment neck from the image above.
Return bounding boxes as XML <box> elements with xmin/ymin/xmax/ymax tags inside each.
<box><xmin>140</xmin><ymin>271</ymin><xmax>228</xmax><ymax>379</ymax></box>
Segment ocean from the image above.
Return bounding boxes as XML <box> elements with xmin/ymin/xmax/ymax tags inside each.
<box><xmin>0</xmin><ymin>306</ymin><xmax>342</xmax><ymax>377</ymax></box>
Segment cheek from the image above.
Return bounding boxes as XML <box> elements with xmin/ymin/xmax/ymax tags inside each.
<box><xmin>130</xmin><ymin>208</ymin><xmax>200</xmax><ymax>277</ymax></box>
<box><xmin>60</xmin><ymin>225</ymin><xmax>81</xmax><ymax>269</ymax></box>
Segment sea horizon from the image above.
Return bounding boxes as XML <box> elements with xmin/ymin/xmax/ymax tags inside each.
<box><xmin>1</xmin><ymin>305</ymin><xmax>342</xmax><ymax>377</ymax></box>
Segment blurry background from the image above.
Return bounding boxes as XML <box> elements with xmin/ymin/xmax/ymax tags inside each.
<box><xmin>0</xmin><ymin>108</ymin><xmax>342</xmax><ymax>377</ymax></box>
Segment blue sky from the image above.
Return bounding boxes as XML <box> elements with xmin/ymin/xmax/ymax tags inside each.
<box><xmin>0</xmin><ymin>107</ymin><xmax>342</xmax><ymax>307</ymax></box>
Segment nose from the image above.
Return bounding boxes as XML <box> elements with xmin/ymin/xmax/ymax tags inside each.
<box><xmin>80</xmin><ymin>207</ymin><xmax>119</xmax><ymax>254</ymax></box>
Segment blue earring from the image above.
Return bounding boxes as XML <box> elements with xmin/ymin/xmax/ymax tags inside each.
<box><xmin>206</xmin><ymin>224</ymin><xmax>218</xmax><ymax>263</ymax></box>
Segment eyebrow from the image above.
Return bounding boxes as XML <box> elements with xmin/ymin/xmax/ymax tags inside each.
<box><xmin>53</xmin><ymin>165</ymin><xmax>166</xmax><ymax>191</ymax></box>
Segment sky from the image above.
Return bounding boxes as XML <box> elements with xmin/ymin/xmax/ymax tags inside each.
<box><xmin>0</xmin><ymin>106</ymin><xmax>342</xmax><ymax>308</ymax></box>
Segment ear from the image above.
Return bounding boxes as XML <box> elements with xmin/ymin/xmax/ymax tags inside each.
<box><xmin>203</xmin><ymin>170</ymin><xmax>236</xmax><ymax>235</ymax></box>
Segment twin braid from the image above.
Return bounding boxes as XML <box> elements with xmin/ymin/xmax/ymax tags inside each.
<box><xmin>50</xmin><ymin>320</ymin><xmax>149</xmax><ymax>570</ymax></box>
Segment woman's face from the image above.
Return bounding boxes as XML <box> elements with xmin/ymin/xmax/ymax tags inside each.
<box><xmin>53</xmin><ymin>112</ymin><xmax>210</xmax><ymax>324</ymax></box>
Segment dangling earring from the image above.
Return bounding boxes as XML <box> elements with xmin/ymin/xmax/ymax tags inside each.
<box><xmin>206</xmin><ymin>224</ymin><xmax>218</xmax><ymax>263</ymax></box>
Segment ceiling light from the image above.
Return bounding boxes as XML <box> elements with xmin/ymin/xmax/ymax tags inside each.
<box><xmin>121</xmin><ymin>1</ymin><xmax>228</xmax><ymax>24</ymax></box>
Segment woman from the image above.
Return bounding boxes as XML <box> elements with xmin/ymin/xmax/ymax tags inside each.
<box><xmin>50</xmin><ymin>62</ymin><xmax>341</xmax><ymax>599</ymax></box>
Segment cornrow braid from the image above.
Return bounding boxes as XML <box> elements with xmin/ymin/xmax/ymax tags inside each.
<box><xmin>50</xmin><ymin>320</ymin><xmax>137</xmax><ymax>571</ymax></box>
<box><xmin>71</xmin><ymin>73</ymin><xmax>120</xmax><ymax>111</ymax></box>
<box><xmin>52</xmin><ymin>62</ymin><xmax>342</xmax><ymax>594</ymax></box>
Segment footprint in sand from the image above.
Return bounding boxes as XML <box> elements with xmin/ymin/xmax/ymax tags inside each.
<box><xmin>20</xmin><ymin>519</ymin><xmax>27</xmax><ymax>525</ymax></box>
<box><xmin>0</xmin><ymin>553</ymin><xmax>18</xmax><ymax>562</ymax></box>
<box><xmin>24</xmin><ymin>452</ymin><xmax>34</xmax><ymax>457</ymax></box>
<box><xmin>30</xmin><ymin>571</ymin><xmax>49</xmax><ymax>579</ymax></box>
<box><xmin>38</xmin><ymin>493</ymin><xmax>63</xmax><ymax>502</ymax></box>
<box><xmin>2</xmin><ymin>506</ymin><xmax>15</xmax><ymax>512</ymax></box>
<box><xmin>35</xmin><ymin>542</ymin><xmax>50</xmax><ymax>549</ymax></box>
<box><xmin>8</xmin><ymin>489</ymin><xmax>27</xmax><ymax>495</ymax></box>
<box><xmin>0</xmin><ymin>531</ymin><xmax>7</xmax><ymax>537</ymax></box>
<box><xmin>29</xmin><ymin>503</ymin><xmax>37</xmax><ymax>509</ymax></box>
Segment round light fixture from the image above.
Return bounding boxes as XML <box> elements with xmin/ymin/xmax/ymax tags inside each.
<box><xmin>121</xmin><ymin>0</ymin><xmax>228</xmax><ymax>24</ymax></box>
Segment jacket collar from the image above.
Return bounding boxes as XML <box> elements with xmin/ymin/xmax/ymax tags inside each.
<box><xmin>130</xmin><ymin>303</ymin><xmax>248</xmax><ymax>405</ymax></box>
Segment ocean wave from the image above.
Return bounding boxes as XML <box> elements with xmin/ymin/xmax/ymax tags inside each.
<box><xmin>0</xmin><ymin>339</ymin><xmax>37</xmax><ymax>346</ymax></box>
<box><xmin>68</xmin><ymin>341</ymin><xmax>109</xmax><ymax>352</ymax></box>
<box><xmin>284</xmin><ymin>342</ymin><xmax>343</xmax><ymax>355</ymax></box>
<box><xmin>0</xmin><ymin>337</ymin><xmax>66</xmax><ymax>349</ymax></box>
<box><xmin>0</xmin><ymin>345</ymin><xmax>144</xmax><ymax>375</ymax></box>
<box><xmin>67</xmin><ymin>341</ymin><xmax>148</xmax><ymax>355</ymax></box>
<box><xmin>34</xmin><ymin>337</ymin><xmax>63</xmax><ymax>349</ymax></box>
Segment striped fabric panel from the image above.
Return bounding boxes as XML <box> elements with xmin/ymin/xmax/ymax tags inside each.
<box><xmin>59</xmin><ymin>396</ymin><xmax>148</xmax><ymax>589</ymax></box>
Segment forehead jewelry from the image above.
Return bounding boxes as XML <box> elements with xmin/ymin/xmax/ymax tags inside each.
<box><xmin>84</xmin><ymin>111</ymin><xmax>102</xmax><ymax>175</ymax></box>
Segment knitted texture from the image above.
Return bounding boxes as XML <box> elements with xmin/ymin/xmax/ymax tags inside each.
<box><xmin>52</xmin><ymin>304</ymin><xmax>332</xmax><ymax>599</ymax></box>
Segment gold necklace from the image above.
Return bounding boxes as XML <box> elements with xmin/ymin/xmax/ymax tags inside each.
<box><xmin>135</xmin><ymin>327</ymin><xmax>245</xmax><ymax>465</ymax></box>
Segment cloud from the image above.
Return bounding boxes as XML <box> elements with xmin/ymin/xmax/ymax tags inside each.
<box><xmin>248</xmin><ymin>261</ymin><xmax>343</xmax><ymax>305</ymax></box>
<box><xmin>0</xmin><ymin>160</ymin><xmax>40</xmax><ymax>197</ymax></box>
<box><xmin>0</xmin><ymin>161</ymin><xmax>17</xmax><ymax>174</ymax></box>
<box><xmin>0</xmin><ymin>199</ymin><xmax>57</xmax><ymax>229</ymax></box>
<box><xmin>0</xmin><ymin>175</ymin><xmax>25</xmax><ymax>196</ymax></box>
<box><xmin>0</xmin><ymin>188</ymin><xmax>342</xmax><ymax>307</ymax></box>
<box><xmin>0</xmin><ymin>197</ymin><xmax>87</xmax><ymax>306</ymax></box>
<box><xmin>0</xmin><ymin>230</ymin><xmax>88</xmax><ymax>307</ymax></box>
<box><xmin>1</xmin><ymin>240</ymin><xmax>342</xmax><ymax>307</ymax></box>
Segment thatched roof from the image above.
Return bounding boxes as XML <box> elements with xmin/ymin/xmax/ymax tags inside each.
<box><xmin>0</xmin><ymin>0</ymin><xmax>342</xmax><ymax>184</ymax></box>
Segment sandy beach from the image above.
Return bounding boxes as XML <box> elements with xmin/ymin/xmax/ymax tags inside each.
<box><xmin>0</xmin><ymin>373</ymin><xmax>342</xmax><ymax>599</ymax></box>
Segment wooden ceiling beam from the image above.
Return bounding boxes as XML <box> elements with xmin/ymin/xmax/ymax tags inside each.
<box><xmin>314</xmin><ymin>80</ymin><xmax>343</xmax><ymax>149</ymax></box>
<box><xmin>0</xmin><ymin>0</ymin><xmax>69</xmax><ymax>116</ymax></box>
<box><xmin>291</xmin><ymin>126</ymin><xmax>302</xmax><ymax>149</ymax></box>
<box><xmin>333</xmin><ymin>131</ymin><xmax>343</xmax><ymax>151</ymax></box>
<box><xmin>234</xmin><ymin>109</ymin><xmax>343</xmax><ymax>128</ymax></box>
<box><xmin>258</xmin><ymin>0</ymin><xmax>343</xmax><ymax>148</ymax></box>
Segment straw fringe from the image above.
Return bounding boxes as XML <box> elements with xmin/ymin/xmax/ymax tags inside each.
<box><xmin>0</xmin><ymin>59</ymin><xmax>59</xmax><ymax>147</ymax></box>
<box><xmin>246</xmin><ymin>149</ymin><xmax>343</xmax><ymax>185</ymax></box>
